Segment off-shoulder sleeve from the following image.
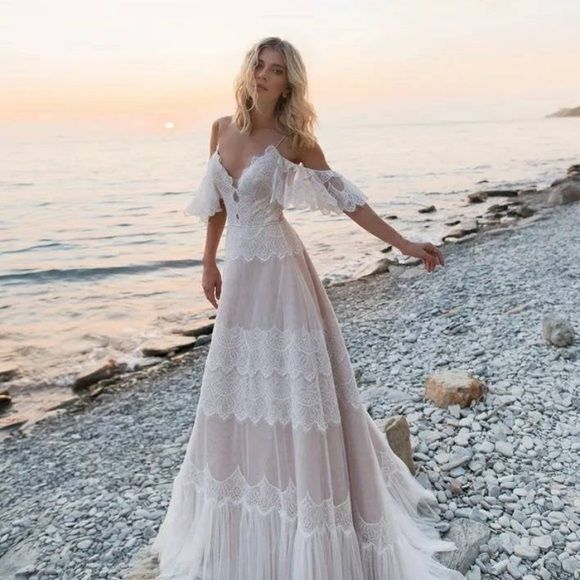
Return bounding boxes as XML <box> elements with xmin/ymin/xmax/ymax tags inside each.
<box><xmin>183</xmin><ymin>167</ymin><xmax>224</xmax><ymax>223</ymax></box>
<box><xmin>270</xmin><ymin>155</ymin><xmax>369</xmax><ymax>215</ymax></box>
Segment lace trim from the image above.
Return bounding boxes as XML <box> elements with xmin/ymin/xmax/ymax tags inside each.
<box><xmin>224</xmin><ymin>219</ymin><xmax>305</xmax><ymax>262</ymax></box>
<box><xmin>199</xmin><ymin>365</ymin><xmax>358</xmax><ymax>431</ymax></box>
<box><xmin>183</xmin><ymin>163</ymin><xmax>224</xmax><ymax>223</ymax></box>
<box><xmin>270</xmin><ymin>153</ymin><xmax>369</xmax><ymax>215</ymax></box>
<box><xmin>200</xmin><ymin>324</ymin><xmax>362</xmax><ymax>429</ymax></box>
<box><xmin>179</xmin><ymin>456</ymin><xmax>408</xmax><ymax>551</ymax></box>
<box><xmin>205</xmin><ymin>325</ymin><xmax>331</xmax><ymax>381</ymax></box>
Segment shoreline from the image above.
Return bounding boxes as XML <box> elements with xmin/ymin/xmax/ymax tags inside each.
<box><xmin>0</xmin><ymin>169</ymin><xmax>570</xmax><ymax>437</ymax></box>
<box><xmin>0</xmin><ymin>183</ymin><xmax>578</xmax><ymax>577</ymax></box>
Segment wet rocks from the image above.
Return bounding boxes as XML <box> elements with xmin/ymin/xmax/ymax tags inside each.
<box><xmin>72</xmin><ymin>359</ymin><xmax>126</xmax><ymax>392</ymax></box>
<box><xmin>419</xmin><ymin>204</ymin><xmax>437</xmax><ymax>214</ymax></box>
<box><xmin>0</xmin><ymin>390</ymin><xmax>12</xmax><ymax>413</ymax></box>
<box><xmin>140</xmin><ymin>336</ymin><xmax>196</xmax><ymax>357</ymax></box>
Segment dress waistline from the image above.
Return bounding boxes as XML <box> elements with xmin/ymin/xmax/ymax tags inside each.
<box><xmin>228</xmin><ymin>216</ymin><xmax>285</xmax><ymax>228</ymax></box>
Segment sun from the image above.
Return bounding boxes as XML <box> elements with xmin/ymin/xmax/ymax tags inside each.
<box><xmin>164</xmin><ymin>121</ymin><xmax>175</xmax><ymax>130</ymax></box>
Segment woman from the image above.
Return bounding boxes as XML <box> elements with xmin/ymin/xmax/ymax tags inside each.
<box><xmin>148</xmin><ymin>37</ymin><xmax>465</xmax><ymax>579</ymax></box>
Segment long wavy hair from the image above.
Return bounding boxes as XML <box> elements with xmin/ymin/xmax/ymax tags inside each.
<box><xmin>232</xmin><ymin>37</ymin><xmax>318</xmax><ymax>151</ymax></box>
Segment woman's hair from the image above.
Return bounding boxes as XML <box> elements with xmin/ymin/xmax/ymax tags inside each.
<box><xmin>232</xmin><ymin>37</ymin><xmax>318</xmax><ymax>151</ymax></box>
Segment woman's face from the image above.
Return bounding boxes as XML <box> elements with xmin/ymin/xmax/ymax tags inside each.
<box><xmin>252</xmin><ymin>47</ymin><xmax>288</xmax><ymax>102</ymax></box>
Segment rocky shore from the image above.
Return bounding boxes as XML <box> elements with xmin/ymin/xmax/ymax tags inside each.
<box><xmin>0</xmin><ymin>167</ymin><xmax>578</xmax><ymax>579</ymax></box>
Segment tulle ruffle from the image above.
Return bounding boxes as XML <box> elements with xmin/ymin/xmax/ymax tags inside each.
<box><xmin>131</xmin><ymin>414</ymin><xmax>464</xmax><ymax>580</ymax></box>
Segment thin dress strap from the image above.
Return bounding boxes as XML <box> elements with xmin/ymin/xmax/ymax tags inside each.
<box><xmin>274</xmin><ymin>134</ymin><xmax>287</xmax><ymax>149</ymax></box>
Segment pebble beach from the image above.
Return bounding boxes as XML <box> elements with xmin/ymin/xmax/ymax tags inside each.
<box><xmin>0</xmin><ymin>174</ymin><xmax>579</xmax><ymax>579</ymax></box>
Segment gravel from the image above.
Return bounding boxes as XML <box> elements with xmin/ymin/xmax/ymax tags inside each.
<box><xmin>1</xmin><ymin>201</ymin><xmax>578</xmax><ymax>580</ymax></box>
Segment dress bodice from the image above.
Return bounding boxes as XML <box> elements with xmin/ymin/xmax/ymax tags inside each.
<box><xmin>213</xmin><ymin>144</ymin><xmax>288</xmax><ymax>227</ymax></box>
<box><xmin>184</xmin><ymin>141</ymin><xmax>369</xmax><ymax>227</ymax></box>
<box><xmin>184</xmin><ymin>140</ymin><xmax>370</xmax><ymax>263</ymax></box>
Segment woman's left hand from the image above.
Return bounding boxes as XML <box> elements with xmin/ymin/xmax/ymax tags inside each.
<box><xmin>400</xmin><ymin>240</ymin><xmax>445</xmax><ymax>272</ymax></box>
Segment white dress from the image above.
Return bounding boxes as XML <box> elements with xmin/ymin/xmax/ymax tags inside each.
<box><xmin>149</xmin><ymin>136</ymin><xmax>466</xmax><ymax>579</ymax></box>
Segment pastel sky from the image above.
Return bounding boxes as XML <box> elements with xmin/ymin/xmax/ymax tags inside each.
<box><xmin>1</xmin><ymin>0</ymin><xmax>579</xmax><ymax>130</ymax></box>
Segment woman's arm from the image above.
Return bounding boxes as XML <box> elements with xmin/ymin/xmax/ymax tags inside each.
<box><xmin>297</xmin><ymin>142</ymin><xmax>445</xmax><ymax>272</ymax></box>
<box><xmin>201</xmin><ymin>119</ymin><xmax>228</xmax><ymax>307</ymax></box>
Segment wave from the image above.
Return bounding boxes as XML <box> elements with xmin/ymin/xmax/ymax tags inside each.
<box><xmin>0</xmin><ymin>258</ymin><xmax>207</xmax><ymax>285</ymax></box>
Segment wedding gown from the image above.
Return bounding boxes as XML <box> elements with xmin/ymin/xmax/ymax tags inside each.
<box><xmin>148</xmin><ymin>135</ymin><xmax>466</xmax><ymax>579</ymax></box>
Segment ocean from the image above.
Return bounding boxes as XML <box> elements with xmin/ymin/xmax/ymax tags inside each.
<box><xmin>0</xmin><ymin>116</ymin><xmax>578</xmax><ymax>424</ymax></box>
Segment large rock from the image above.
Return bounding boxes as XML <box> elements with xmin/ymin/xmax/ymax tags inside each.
<box><xmin>437</xmin><ymin>518</ymin><xmax>491</xmax><ymax>574</ymax></box>
<box><xmin>425</xmin><ymin>371</ymin><xmax>488</xmax><ymax>408</ymax></box>
<box><xmin>375</xmin><ymin>415</ymin><xmax>416</xmax><ymax>475</ymax></box>
<box><xmin>542</xmin><ymin>313</ymin><xmax>575</xmax><ymax>347</ymax></box>
<box><xmin>547</xmin><ymin>178</ymin><xmax>580</xmax><ymax>205</ymax></box>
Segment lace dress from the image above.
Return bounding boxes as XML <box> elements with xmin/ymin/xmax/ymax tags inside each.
<box><xmin>149</xmin><ymin>136</ymin><xmax>465</xmax><ymax>580</ymax></box>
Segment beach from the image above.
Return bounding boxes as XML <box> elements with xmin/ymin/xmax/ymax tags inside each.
<box><xmin>0</xmin><ymin>180</ymin><xmax>579</xmax><ymax>579</ymax></box>
<box><xmin>2</xmin><ymin>117</ymin><xmax>579</xmax><ymax>425</ymax></box>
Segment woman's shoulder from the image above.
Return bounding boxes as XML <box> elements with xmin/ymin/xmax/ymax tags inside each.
<box><xmin>287</xmin><ymin>139</ymin><xmax>330</xmax><ymax>171</ymax></box>
<box><xmin>212</xmin><ymin>115</ymin><xmax>233</xmax><ymax>132</ymax></box>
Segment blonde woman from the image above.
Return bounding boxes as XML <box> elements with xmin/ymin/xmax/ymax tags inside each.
<box><xmin>149</xmin><ymin>37</ymin><xmax>464</xmax><ymax>579</ymax></box>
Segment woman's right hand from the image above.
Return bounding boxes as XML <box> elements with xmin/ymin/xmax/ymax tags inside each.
<box><xmin>201</xmin><ymin>262</ymin><xmax>222</xmax><ymax>308</ymax></box>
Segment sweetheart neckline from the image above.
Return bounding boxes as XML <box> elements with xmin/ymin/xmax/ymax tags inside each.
<box><xmin>211</xmin><ymin>143</ymin><xmax>335</xmax><ymax>190</ymax></box>
<box><xmin>212</xmin><ymin>143</ymin><xmax>284</xmax><ymax>188</ymax></box>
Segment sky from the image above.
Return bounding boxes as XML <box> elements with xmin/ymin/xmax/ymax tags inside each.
<box><xmin>1</xmin><ymin>0</ymin><xmax>579</xmax><ymax>131</ymax></box>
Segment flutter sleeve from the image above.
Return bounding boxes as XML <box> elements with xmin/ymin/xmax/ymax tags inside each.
<box><xmin>270</xmin><ymin>154</ymin><xmax>369</xmax><ymax>215</ymax></box>
<box><xmin>183</xmin><ymin>165</ymin><xmax>224</xmax><ymax>223</ymax></box>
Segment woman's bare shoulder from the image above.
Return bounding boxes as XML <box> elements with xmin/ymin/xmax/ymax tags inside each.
<box><xmin>290</xmin><ymin>139</ymin><xmax>330</xmax><ymax>171</ymax></box>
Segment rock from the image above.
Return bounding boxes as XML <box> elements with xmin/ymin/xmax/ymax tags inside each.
<box><xmin>485</xmin><ymin>189</ymin><xmax>520</xmax><ymax>197</ymax></box>
<box><xmin>547</xmin><ymin>179</ymin><xmax>580</xmax><ymax>205</ymax></box>
<box><xmin>443</xmin><ymin>220</ymin><xmax>479</xmax><ymax>241</ymax></box>
<box><xmin>437</xmin><ymin>518</ymin><xmax>492</xmax><ymax>574</ymax></box>
<box><xmin>470</xmin><ymin>190</ymin><xmax>519</xmax><ymax>203</ymax></box>
<box><xmin>508</xmin><ymin>203</ymin><xmax>535</xmax><ymax>218</ymax></box>
<box><xmin>495</xmin><ymin>441</ymin><xmax>514</xmax><ymax>457</ymax></box>
<box><xmin>487</xmin><ymin>203</ymin><xmax>511</xmax><ymax>213</ymax></box>
<box><xmin>195</xmin><ymin>334</ymin><xmax>212</xmax><ymax>347</ymax></box>
<box><xmin>542</xmin><ymin>313</ymin><xmax>575</xmax><ymax>347</ymax></box>
<box><xmin>0</xmin><ymin>364</ymin><xmax>18</xmax><ymax>382</ymax></box>
<box><xmin>418</xmin><ymin>204</ymin><xmax>436</xmax><ymax>214</ymax></box>
<box><xmin>72</xmin><ymin>359</ymin><xmax>126</xmax><ymax>392</ymax></box>
<box><xmin>0</xmin><ymin>392</ymin><xmax>12</xmax><ymax>413</ymax></box>
<box><xmin>356</xmin><ymin>258</ymin><xmax>392</xmax><ymax>279</ymax></box>
<box><xmin>440</xmin><ymin>450</ymin><xmax>473</xmax><ymax>471</ymax></box>
<box><xmin>0</xmin><ymin>538</ymin><xmax>40</xmax><ymax>579</ymax></box>
<box><xmin>140</xmin><ymin>336</ymin><xmax>196</xmax><ymax>357</ymax></box>
<box><xmin>531</xmin><ymin>535</ymin><xmax>553</xmax><ymax>550</ymax></box>
<box><xmin>444</xmin><ymin>234</ymin><xmax>478</xmax><ymax>245</ymax></box>
<box><xmin>468</xmin><ymin>192</ymin><xmax>488</xmax><ymax>203</ymax></box>
<box><xmin>425</xmin><ymin>371</ymin><xmax>488</xmax><ymax>408</ymax></box>
<box><xmin>175</xmin><ymin>321</ymin><xmax>214</xmax><ymax>337</ymax></box>
<box><xmin>514</xmin><ymin>543</ymin><xmax>540</xmax><ymax>559</ymax></box>
<box><xmin>375</xmin><ymin>415</ymin><xmax>415</xmax><ymax>475</ymax></box>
